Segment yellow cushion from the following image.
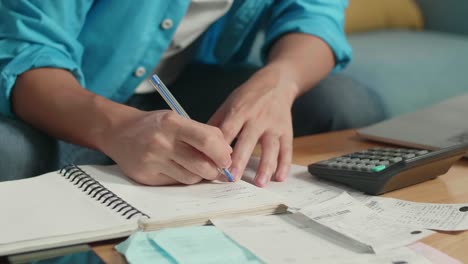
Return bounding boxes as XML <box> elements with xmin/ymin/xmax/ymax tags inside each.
<box><xmin>345</xmin><ymin>0</ymin><xmax>424</xmax><ymax>34</ymax></box>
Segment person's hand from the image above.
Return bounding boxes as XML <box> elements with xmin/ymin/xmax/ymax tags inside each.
<box><xmin>208</xmin><ymin>64</ymin><xmax>299</xmax><ymax>187</ymax></box>
<box><xmin>101</xmin><ymin>110</ymin><xmax>233</xmax><ymax>185</ymax></box>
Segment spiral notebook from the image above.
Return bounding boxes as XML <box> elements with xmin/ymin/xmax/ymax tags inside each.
<box><xmin>0</xmin><ymin>165</ymin><xmax>286</xmax><ymax>256</ymax></box>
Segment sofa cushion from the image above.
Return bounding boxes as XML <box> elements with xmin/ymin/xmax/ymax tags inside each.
<box><xmin>343</xmin><ymin>30</ymin><xmax>468</xmax><ymax>118</ymax></box>
<box><xmin>345</xmin><ymin>0</ymin><xmax>424</xmax><ymax>33</ymax></box>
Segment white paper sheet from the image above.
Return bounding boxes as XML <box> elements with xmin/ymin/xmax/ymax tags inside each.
<box><xmin>300</xmin><ymin>193</ymin><xmax>434</xmax><ymax>252</ymax></box>
<box><xmin>243</xmin><ymin>158</ymin><xmax>364</xmax><ymax>209</ymax></box>
<box><xmin>363</xmin><ymin>196</ymin><xmax>468</xmax><ymax>231</ymax></box>
<box><xmin>212</xmin><ymin>214</ymin><xmax>431</xmax><ymax>264</ymax></box>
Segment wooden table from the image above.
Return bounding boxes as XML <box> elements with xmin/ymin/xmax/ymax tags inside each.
<box><xmin>92</xmin><ymin>129</ymin><xmax>468</xmax><ymax>263</ymax></box>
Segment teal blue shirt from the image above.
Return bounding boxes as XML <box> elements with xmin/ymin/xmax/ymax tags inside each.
<box><xmin>0</xmin><ymin>0</ymin><xmax>351</xmax><ymax>117</ymax></box>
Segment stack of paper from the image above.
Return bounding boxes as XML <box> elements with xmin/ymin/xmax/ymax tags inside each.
<box><xmin>116</xmin><ymin>161</ymin><xmax>467</xmax><ymax>263</ymax></box>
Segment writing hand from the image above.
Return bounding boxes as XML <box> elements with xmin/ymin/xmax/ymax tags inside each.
<box><xmin>102</xmin><ymin>110</ymin><xmax>232</xmax><ymax>185</ymax></box>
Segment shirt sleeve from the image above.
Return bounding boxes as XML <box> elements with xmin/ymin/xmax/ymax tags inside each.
<box><xmin>263</xmin><ymin>0</ymin><xmax>352</xmax><ymax>73</ymax></box>
<box><xmin>0</xmin><ymin>1</ymin><xmax>93</xmax><ymax>117</ymax></box>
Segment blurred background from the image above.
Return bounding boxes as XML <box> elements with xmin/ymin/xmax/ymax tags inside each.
<box><xmin>250</xmin><ymin>0</ymin><xmax>468</xmax><ymax>120</ymax></box>
<box><xmin>342</xmin><ymin>0</ymin><xmax>468</xmax><ymax>118</ymax></box>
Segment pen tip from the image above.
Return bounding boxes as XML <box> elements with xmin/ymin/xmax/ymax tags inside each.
<box><xmin>223</xmin><ymin>168</ymin><xmax>234</xmax><ymax>182</ymax></box>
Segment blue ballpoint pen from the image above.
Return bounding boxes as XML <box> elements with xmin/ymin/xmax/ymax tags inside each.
<box><xmin>149</xmin><ymin>74</ymin><xmax>234</xmax><ymax>182</ymax></box>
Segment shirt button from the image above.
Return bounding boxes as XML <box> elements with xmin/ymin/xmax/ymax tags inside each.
<box><xmin>161</xmin><ymin>18</ymin><xmax>173</xmax><ymax>30</ymax></box>
<box><xmin>133</xmin><ymin>66</ymin><xmax>146</xmax><ymax>77</ymax></box>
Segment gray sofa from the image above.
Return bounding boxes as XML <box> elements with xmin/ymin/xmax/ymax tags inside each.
<box><xmin>342</xmin><ymin>0</ymin><xmax>468</xmax><ymax>118</ymax></box>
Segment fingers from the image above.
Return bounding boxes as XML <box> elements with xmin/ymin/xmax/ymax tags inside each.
<box><xmin>274</xmin><ymin>134</ymin><xmax>293</xmax><ymax>182</ymax></box>
<box><xmin>209</xmin><ymin>104</ymin><xmax>244</xmax><ymax>144</ymax></box>
<box><xmin>207</xmin><ymin>106</ymin><xmax>225</xmax><ymax>127</ymax></box>
<box><xmin>166</xmin><ymin>160</ymin><xmax>204</xmax><ymax>185</ymax></box>
<box><xmin>125</xmin><ymin>167</ymin><xmax>179</xmax><ymax>186</ymax></box>
<box><xmin>255</xmin><ymin>134</ymin><xmax>280</xmax><ymax>187</ymax></box>
<box><xmin>219</xmin><ymin>114</ymin><xmax>245</xmax><ymax>144</ymax></box>
<box><xmin>172</xmin><ymin>141</ymin><xmax>220</xmax><ymax>181</ymax></box>
<box><xmin>174</xmin><ymin>116</ymin><xmax>232</xmax><ymax>169</ymax></box>
<box><xmin>127</xmin><ymin>159</ymin><xmax>203</xmax><ymax>185</ymax></box>
<box><xmin>230</xmin><ymin>122</ymin><xmax>262</xmax><ymax>181</ymax></box>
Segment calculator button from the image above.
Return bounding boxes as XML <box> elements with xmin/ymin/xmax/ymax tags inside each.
<box><xmin>342</xmin><ymin>164</ymin><xmax>353</xmax><ymax>170</ymax></box>
<box><xmin>407</xmin><ymin>149</ymin><xmax>419</xmax><ymax>153</ymax></box>
<box><xmin>372</xmin><ymin>165</ymin><xmax>386</xmax><ymax>172</ymax></box>
<box><xmin>391</xmin><ymin>157</ymin><xmax>403</xmax><ymax>163</ymax></box>
<box><xmin>357</xmin><ymin>164</ymin><xmax>367</xmax><ymax>170</ymax></box>
<box><xmin>416</xmin><ymin>150</ymin><xmax>429</xmax><ymax>155</ymax></box>
<box><xmin>403</xmin><ymin>153</ymin><xmax>416</xmax><ymax>159</ymax></box>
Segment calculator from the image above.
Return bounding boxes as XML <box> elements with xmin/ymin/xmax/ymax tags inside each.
<box><xmin>308</xmin><ymin>143</ymin><xmax>468</xmax><ymax>195</ymax></box>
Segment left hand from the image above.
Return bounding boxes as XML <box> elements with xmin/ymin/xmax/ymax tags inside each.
<box><xmin>208</xmin><ymin>64</ymin><xmax>299</xmax><ymax>187</ymax></box>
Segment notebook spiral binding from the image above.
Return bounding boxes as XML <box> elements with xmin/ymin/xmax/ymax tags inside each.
<box><xmin>59</xmin><ymin>164</ymin><xmax>150</xmax><ymax>220</ymax></box>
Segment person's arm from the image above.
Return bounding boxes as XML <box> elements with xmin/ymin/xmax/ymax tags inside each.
<box><xmin>2</xmin><ymin>1</ymin><xmax>232</xmax><ymax>185</ymax></box>
<box><xmin>208</xmin><ymin>0</ymin><xmax>352</xmax><ymax>187</ymax></box>
<box><xmin>12</xmin><ymin>68</ymin><xmax>130</xmax><ymax>150</ymax></box>
<box><xmin>266</xmin><ymin>33</ymin><xmax>335</xmax><ymax>98</ymax></box>
<box><xmin>12</xmin><ymin>68</ymin><xmax>233</xmax><ymax>185</ymax></box>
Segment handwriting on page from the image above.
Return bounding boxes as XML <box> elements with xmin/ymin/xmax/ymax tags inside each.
<box><xmin>300</xmin><ymin>193</ymin><xmax>433</xmax><ymax>253</ymax></box>
<box><xmin>83</xmin><ymin>165</ymin><xmax>283</xmax><ymax>223</ymax></box>
<box><xmin>172</xmin><ymin>184</ymin><xmax>259</xmax><ymax>209</ymax></box>
<box><xmin>363</xmin><ymin>197</ymin><xmax>468</xmax><ymax>231</ymax></box>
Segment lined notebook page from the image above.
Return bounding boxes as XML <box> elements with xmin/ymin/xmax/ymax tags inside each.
<box><xmin>81</xmin><ymin>165</ymin><xmax>284</xmax><ymax>223</ymax></box>
<box><xmin>0</xmin><ymin>172</ymin><xmax>135</xmax><ymax>249</ymax></box>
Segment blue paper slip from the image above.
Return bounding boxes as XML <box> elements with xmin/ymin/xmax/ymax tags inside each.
<box><xmin>115</xmin><ymin>226</ymin><xmax>263</xmax><ymax>264</ymax></box>
<box><xmin>115</xmin><ymin>232</ymin><xmax>174</xmax><ymax>264</ymax></box>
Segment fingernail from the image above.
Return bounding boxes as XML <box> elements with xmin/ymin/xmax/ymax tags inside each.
<box><xmin>276</xmin><ymin>168</ymin><xmax>288</xmax><ymax>182</ymax></box>
<box><xmin>256</xmin><ymin>175</ymin><xmax>267</xmax><ymax>187</ymax></box>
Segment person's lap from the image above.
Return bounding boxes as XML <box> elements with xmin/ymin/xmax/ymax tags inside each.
<box><xmin>0</xmin><ymin>64</ymin><xmax>385</xmax><ymax>181</ymax></box>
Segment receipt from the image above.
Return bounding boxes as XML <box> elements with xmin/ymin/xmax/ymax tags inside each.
<box><xmin>363</xmin><ymin>196</ymin><xmax>468</xmax><ymax>231</ymax></box>
<box><xmin>212</xmin><ymin>214</ymin><xmax>431</xmax><ymax>264</ymax></box>
<box><xmin>300</xmin><ymin>193</ymin><xmax>433</xmax><ymax>252</ymax></box>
